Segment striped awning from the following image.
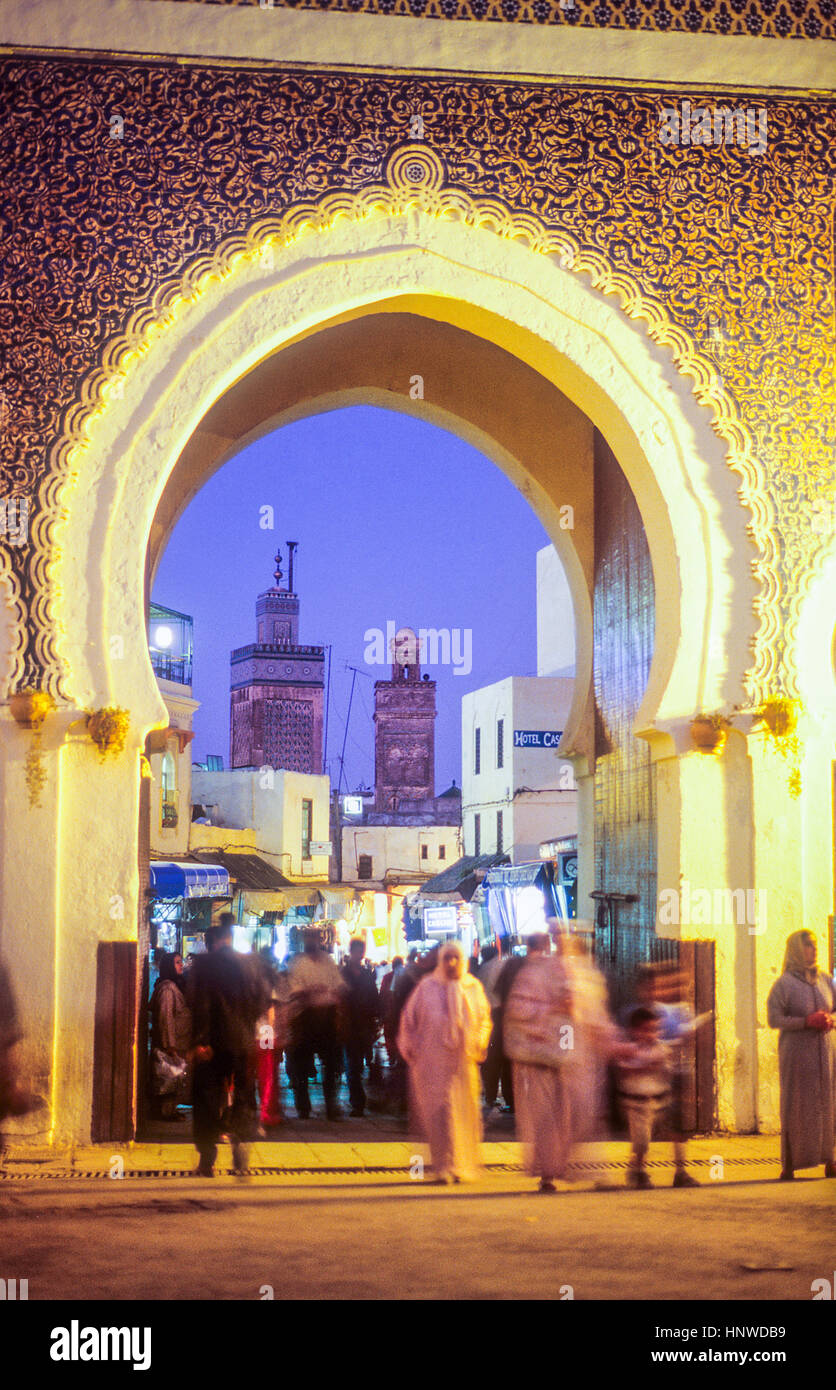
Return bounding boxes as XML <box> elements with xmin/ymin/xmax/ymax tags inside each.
<box><xmin>149</xmin><ymin>861</ymin><xmax>230</xmax><ymax>900</ymax></box>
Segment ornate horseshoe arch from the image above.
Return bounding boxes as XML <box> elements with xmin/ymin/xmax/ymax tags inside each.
<box><xmin>30</xmin><ymin>145</ymin><xmax>772</xmax><ymax>733</ymax></box>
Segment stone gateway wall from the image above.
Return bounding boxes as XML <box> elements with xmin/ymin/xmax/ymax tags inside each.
<box><xmin>0</xmin><ymin>58</ymin><xmax>833</xmax><ymax>702</ymax></box>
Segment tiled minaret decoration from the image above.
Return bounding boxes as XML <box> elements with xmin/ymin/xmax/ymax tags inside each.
<box><xmin>230</xmin><ymin>546</ymin><xmax>324</xmax><ymax>773</ymax></box>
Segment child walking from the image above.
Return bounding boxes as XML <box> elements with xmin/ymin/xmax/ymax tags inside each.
<box><xmin>616</xmin><ymin>1007</ymin><xmax>675</xmax><ymax>1189</ymax></box>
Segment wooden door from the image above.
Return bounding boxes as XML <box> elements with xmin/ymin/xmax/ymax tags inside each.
<box><xmin>91</xmin><ymin>942</ymin><xmax>137</xmax><ymax>1142</ymax></box>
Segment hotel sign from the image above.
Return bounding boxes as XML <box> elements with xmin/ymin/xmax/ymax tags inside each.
<box><xmin>513</xmin><ymin>730</ymin><xmax>563</xmax><ymax>748</ymax></box>
<box><xmin>423</xmin><ymin>905</ymin><xmax>458</xmax><ymax>936</ymax></box>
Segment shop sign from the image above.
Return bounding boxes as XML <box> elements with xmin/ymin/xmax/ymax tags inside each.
<box><xmin>423</xmin><ymin>904</ymin><xmax>458</xmax><ymax>935</ymax></box>
<box><xmin>310</xmin><ymin>841</ymin><xmax>332</xmax><ymax>855</ymax></box>
<box><xmin>513</xmin><ymin>730</ymin><xmax>563</xmax><ymax>748</ymax></box>
<box><xmin>559</xmin><ymin>852</ymin><xmax>578</xmax><ymax>883</ymax></box>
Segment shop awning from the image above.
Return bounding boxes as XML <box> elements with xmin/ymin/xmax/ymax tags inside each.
<box><xmin>484</xmin><ymin>860</ymin><xmax>564</xmax><ymax>937</ymax></box>
<box><xmin>191</xmin><ymin>851</ymin><xmax>291</xmax><ymax>891</ymax></box>
<box><xmin>484</xmin><ymin>862</ymin><xmax>549</xmax><ymax>890</ymax></box>
<box><xmin>240</xmin><ymin>887</ymin><xmax>321</xmax><ymax>915</ymax></box>
<box><xmin>149</xmin><ymin>861</ymin><xmax>230</xmax><ymax>900</ymax></box>
<box><xmin>317</xmin><ymin>886</ymin><xmax>360</xmax><ymax>916</ymax></box>
<box><xmin>418</xmin><ymin>852</ymin><xmax>510</xmax><ymax>903</ymax></box>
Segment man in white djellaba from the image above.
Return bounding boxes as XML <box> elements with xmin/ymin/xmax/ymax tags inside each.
<box><xmin>397</xmin><ymin>940</ymin><xmax>492</xmax><ymax>1184</ymax></box>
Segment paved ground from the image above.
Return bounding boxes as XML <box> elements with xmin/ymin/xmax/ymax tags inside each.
<box><xmin>2</xmin><ymin>1127</ymin><xmax>832</xmax><ymax>1302</ymax></box>
<box><xmin>0</xmin><ymin>1160</ymin><xmax>832</xmax><ymax>1302</ymax></box>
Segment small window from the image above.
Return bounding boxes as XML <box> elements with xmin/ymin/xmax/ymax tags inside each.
<box><xmin>496</xmin><ymin>810</ymin><xmax>503</xmax><ymax>854</ymax></box>
<box><xmin>438</xmin><ymin>845</ymin><xmax>446</xmax><ymax>861</ymax></box>
<box><xmin>161</xmin><ymin>752</ymin><xmax>178</xmax><ymax>829</ymax></box>
<box><xmin>421</xmin><ymin>843</ymin><xmax>429</xmax><ymax>860</ymax></box>
<box><xmin>474</xmin><ymin>727</ymin><xmax>481</xmax><ymax>775</ymax></box>
<box><xmin>496</xmin><ymin>719</ymin><xmax>504</xmax><ymax>770</ymax></box>
<box><xmin>358</xmin><ymin>854</ymin><xmax>373</xmax><ymax>880</ymax></box>
<box><xmin>301</xmin><ymin>798</ymin><xmax>313</xmax><ymax>858</ymax></box>
<box><xmin>474</xmin><ymin>814</ymin><xmax>481</xmax><ymax>857</ymax></box>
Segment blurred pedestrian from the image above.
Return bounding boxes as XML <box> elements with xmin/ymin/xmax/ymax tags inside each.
<box><xmin>618</xmin><ymin>962</ymin><xmax>708</xmax><ymax>1186</ymax></box>
<box><xmin>767</xmin><ymin>929</ymin><xmax>836</xmax><ymax>1181</ymax></box>
<box><xmin>187</xmin><ymin>918</ymin><xmax>268</xmax><ymax>1176</ymax></box>
<box><xmin>387</xmin><ymin>946</ymin><xmax>438</xmax><ymax>1113</ymax></box>
<box><xmin>504</xmin><ymin>932</ymin><xmax>574</xmax><ymax>1192</ymax></box>
<box><xmin>150</xmin><ymin>951</ymin><xmax>192</xmax><ymax>1119</ymax></box>
<box><xmin>397</xmin><ymin>940</ymin><xmax>491</xmax><ymax>1183</ymax></box>
<box><xmin>0</xmin><ymin>956</ymin><xmax>40</xmax><ymax>1146</ymax></box>
<box><xmin>255</xmin><ymin>948</ymin><xmax>287</xmax><ymax>1132</ymax></box>
<box><xmin>287</xmin><ymin>930</ymin><xmax>346</xmax><ymax>1121</ymax></box>
<box><xmin>479</xmin><ymin>938</ymin><xmax>515</xmax><ymax>1112</ymax></box>
<box><xmin>341</xmin><ymin>938</ymin><xmax>380</xmax><ymax>1117</ymax></box>
<box><xmin>556</xmin><ymin>932</ymin><xmax>619</xmax><ymax>1145</ymax></box>
<box><xmin>380</xmin><ymin>956</ymin><xmax>404</xmax><ymax>1064</ymax></box>
<box><xmin>616</xmin><ymin>1006</ymin><xmax>674</xmax><ymax>1189</ymax></box>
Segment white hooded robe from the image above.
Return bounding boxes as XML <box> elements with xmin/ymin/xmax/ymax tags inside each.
<box><xmin>398</xmin><ymin>966</ymin><xmax>491</xmax><ymax>1182</ymax></box>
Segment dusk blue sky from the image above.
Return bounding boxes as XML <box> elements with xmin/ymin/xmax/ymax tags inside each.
<box><xmin>152</xmin><ymin>405</ymin><xmax>552</xmax><ymax>792</ymax></box>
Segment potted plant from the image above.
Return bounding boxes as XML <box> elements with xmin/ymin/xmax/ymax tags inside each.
<box><xmin>10</xmin><ymin>688</ymin><xmax>54</xmax><ymax>730</ymax></box>
<box><xmin>9</xmin><ymin>688</ymin><xmax>56</xmax><ymax>808</ymax></box>
<box><xmin>754</xmin><ymin>696</ymin><xmax>802</xmax><ymax>798</ymax></box>
<box><xmin>87</xmin><ymin>707</ymin><xmax>130</xmax><ymax>760</ymax></box>
<box><xmin>690</xmin><ymin>712</ymin><xmax>728</xmax><ymax>754</ymax></box>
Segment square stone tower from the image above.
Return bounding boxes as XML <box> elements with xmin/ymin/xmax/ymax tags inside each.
<box><xmin>373</xmin><ymin>627</ymin><xmax>436</xmax><ymax>811</ymax></box>
<box><xmin>230</xmin><ymin>545</ymin><xmax>324</xmax><ymax>773</ymax></box>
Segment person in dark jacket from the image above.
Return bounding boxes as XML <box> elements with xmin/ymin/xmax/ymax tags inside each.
<box><xmin>341</xmin><ymin>939</ymin><xmax>380</xmax><ymax>1117</ymax></box>
<box><xmin>380</xmin><ymin>956</ymin><xmax>405</xmax><ymax>1064</ymax></box>
<box><xmin>386</xmin><ymin>946</ymin><xmax>439</xmax><ymax>1114</ymax></box>
<box><xmin>480</xmin><ymin>937</ymin><xmax>516</xmax><ymax>1112</ymax></box>
<box><xmin>150</xmin><ymin>951</ymin><xmax>192</xmax><ymax>1119</ymax></box>
<box><xmin>186</xmin><ymin>917</ymin><xmax>268</xmax><ymax>1176</ymax></box>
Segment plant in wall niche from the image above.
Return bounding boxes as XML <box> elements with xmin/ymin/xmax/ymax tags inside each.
<box><xmin>689</xmin><ymin>712</ymin><xmax>729</xmax><ymax>755</ymax></box>
<box><xmin>9</xmin><ymin>688</ymin><xmax>56</xmax><ymax>809</ymax></box>
<box><xmin>87</xmin><ymin>707</ymin><xmax>130</xmax><ymax>760</ymax></box>
<box><xmin>755</xmin><ymin>696</ymin><xmax>802</xmax><ymax>798</ymax></box>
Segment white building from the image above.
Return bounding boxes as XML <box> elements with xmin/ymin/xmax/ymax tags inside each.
<box><xmin>536</xmin><ymin>544</ymin><xmax>576</xmax><ymax>678</ymax></box>
<box><xmin>461</xmin><ymin>675</ymin><xmax>577</xmax><ymax>864</ymax></box>
<box><xmin>147</xmin><ymin>678</ymin><xmax>200</xmax><ymax>859</ymax></box>
<box><xmin>191</xmin><ymin>766</ymin><xmax>331</xmax><ymax>879</ymax></box>
<box><xmin>341</xmin><ymin>821</ymin><xmax>461</xmax><ymax>884</ymax></box>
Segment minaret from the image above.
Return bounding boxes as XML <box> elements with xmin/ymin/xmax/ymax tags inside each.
<box><xmin>373</xmin><ymin>626</ymin><xmax>436</xmax><ymax>811</ymax></box>
<box><xmin>230</xmin><ymin>546</ymin><xmax>325</xmax><ymax>773</ymax></box>
<box><xmin>255</xmin><ymin>546</ymin><xmax>300</xmax><ymax>645</ymax></box>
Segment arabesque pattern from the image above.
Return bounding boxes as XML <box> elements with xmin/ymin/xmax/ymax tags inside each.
<box><xmin>153</xmin><ymin>0</ymin><xmax>836</xmax><ymax>41</ymax></box>
<box><xmin>0</xmin><ymin>59</ymin><xmax>834</xmax><ymax>698</ymax></box>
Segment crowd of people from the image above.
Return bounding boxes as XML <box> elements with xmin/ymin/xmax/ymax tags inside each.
<box><xmin>142</xmin><ymin>918</ymin><xmax>835</xmax><ymax>1189</ymax></box>
<box><xmin>0</xmin><ymin>916</ymin><xmax>831</xmax><ymax>1186</ymax></box>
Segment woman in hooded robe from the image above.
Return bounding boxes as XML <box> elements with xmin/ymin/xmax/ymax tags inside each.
<box><xmin>397</xmin><ymin>940</ymin><xmax>491</xmax><ymax>1183</ymax></box>
<box><xmin>766</xmin><ymin>929</ymin><xmax>836</xmax><ymax>1180</ymax></box>
<box><xmin>150</xmin><ymin>951</ymin><xmax>192</xmax><ymax>1119</ymax></box>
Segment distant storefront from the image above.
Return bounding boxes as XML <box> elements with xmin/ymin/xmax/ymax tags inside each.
<box><xmin>483</xmin><ymin>860</ymin><xmax>565</xmax><ymax>940</ymax></box>
<box><xmin>148</xmin><ymin>859</ymin><xmax>231</xmax><ymax>961</ymax></box>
